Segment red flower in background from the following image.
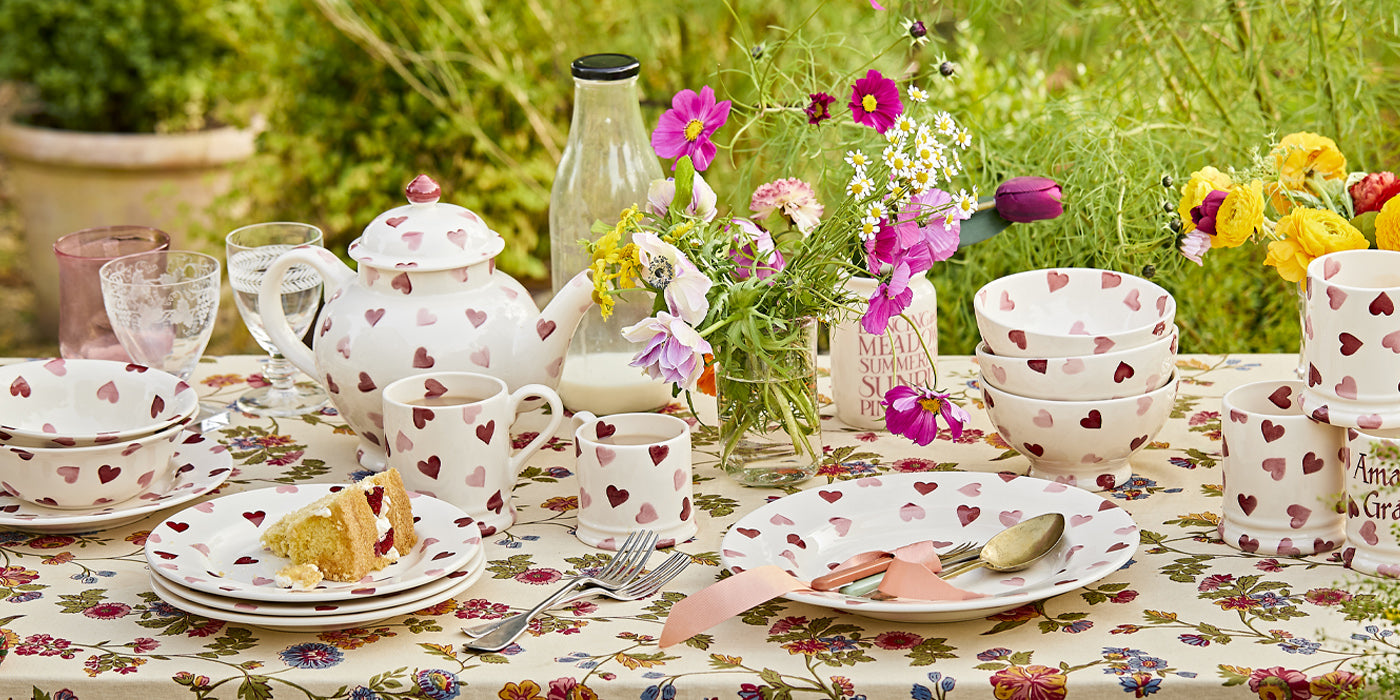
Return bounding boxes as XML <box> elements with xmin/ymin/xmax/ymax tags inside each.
<box><xmin>1350</xmin><ymin>171</ymin><xmax>1400</xmax><ymax>214</ymax></box>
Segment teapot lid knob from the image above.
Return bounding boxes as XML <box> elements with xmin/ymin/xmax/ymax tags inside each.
<box><xmin>405</xmin><ymin>174</ymin><xmax>441</xmax><ymax>204</ymax></box>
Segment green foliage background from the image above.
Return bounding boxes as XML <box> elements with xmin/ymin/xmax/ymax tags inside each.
<box><xmin>232</xmin><ymin>0</ymin><xmax>1398</xmax><ymax>356</ymax></box>
<box><xmin>0</xmin><ymin>0</ymin><xmax>1397</xmax><ymax>360</ymax></box>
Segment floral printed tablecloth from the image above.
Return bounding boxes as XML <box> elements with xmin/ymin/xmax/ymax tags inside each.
<box><xmin>0</xmin><ymin>354</ymin><xmax>1387</xmax><ymax>700</ymax></box>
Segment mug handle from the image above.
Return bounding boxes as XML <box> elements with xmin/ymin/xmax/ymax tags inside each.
<box><xmin>506</xmin><ymin>383</ymin><xmax>565</xmax><ymax>478</ymax></box>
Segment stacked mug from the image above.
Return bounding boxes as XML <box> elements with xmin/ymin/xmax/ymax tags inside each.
<box><xmin>1296</xmin><ymin>249</ymin><xmax>1400</xmax><ymax>576</ymax></box>
<box><xmin>974</xmin><ymin>268</ymin><xmax>1178</xmax><ymax>491</ymax></box>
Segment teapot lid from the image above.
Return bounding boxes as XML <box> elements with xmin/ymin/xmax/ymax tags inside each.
<box><xmin>347</xmin><ymin>174</ymin><xmax>504</xmax><ymax>271</ymax></box>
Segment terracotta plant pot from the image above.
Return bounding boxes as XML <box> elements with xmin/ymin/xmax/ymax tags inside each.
<box><xmin>0</xmin><ymin>121</ymin><xmax>256</xmax><ymax>335</ymax></box>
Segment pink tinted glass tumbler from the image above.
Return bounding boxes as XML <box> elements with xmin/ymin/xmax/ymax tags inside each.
<box><xmin>54</xmin><ymin>226</ymin><xmax>170</xmax><ymax>361</ymax></box>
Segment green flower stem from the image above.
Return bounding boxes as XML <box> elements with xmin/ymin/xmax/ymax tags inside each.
<box><xmin>1136</xmin><ymin>0</ymin><xmax>1237</xmax><ymax>128</ymax></box>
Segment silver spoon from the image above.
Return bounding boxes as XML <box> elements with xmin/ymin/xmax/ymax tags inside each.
<box><xmin>940</xmin><ymin>512</ymin><xmax>1066</xmax><ymax>579</ymax></box>
<box><xmin>838</xmin><ymin>512</ymin><xmax>1066</xmax><ymax>596</ymax></box>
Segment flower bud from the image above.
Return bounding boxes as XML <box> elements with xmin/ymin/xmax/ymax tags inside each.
<box><xmin>909</xmin><ymin>20</ymin><xmax>928</xmax><ymax>40</ymax></box>
<box><xmin>1190</xmin><ymin>189</ymin><xmax>1228</xmax><ymax>235</ymax></box>
<box><xmin>993</xmin><ymin>176</ymin><xmax>1064</xmax><ymax>223</ymax></box>
<box><xmin>938</xmin><ymin>61</ymin><xmax>957</xmax><ymax>77</ymax></box>
<box><xmin>1350</xmin><ymin>171</ymin><xmax>1399</xmax><ymax>215</ymax></box>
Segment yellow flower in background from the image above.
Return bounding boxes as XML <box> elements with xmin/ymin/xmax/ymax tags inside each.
<box><xmin>1272</xmin><ymin>132</ymin><xmax>1347</xmax><ymax>192</ymax></box>
<box><xmin>1377</xmin><ymin>195</ymin><xmax>1400</xmax><ymax>251</ymax></box>
<box><xmin>1263</xmin><ymin>237</ymin><xmax>1310</xmax><ymax>283</ymax></box>
<box><xmin>1264</xmin><ymin>207</ymin><xmax>1368</xmax><ymax>282</ymax></box>
<box><xmin>1213</xmin><ymin>180</ymin><xmax>1265</xmax><ymax>248</ymax></box>
<box><xmin>1177</xmin><ymin>166</ymin><xmax>1233</xmax><ymax>234</ymax></box>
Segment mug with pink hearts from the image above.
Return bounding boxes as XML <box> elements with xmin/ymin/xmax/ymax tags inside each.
<box><xmin>381</xmin><ymin>371</ymin><xmax>564</xmax><ymax>536</ymax></box>
<box><xmin>1219</xmin><ymin>379</ymin><xmax>1346</xmax><ymax>556</ymax></box>
<box><xmin>1343</xmin><ymin>426</ymin><xmax>1400</xmax><ymax>577</ymax></box>
<box><xmin>1299</xmin><ymin>249</ymin><xmax>1400</xmax><ymax>430</ymax></box>
<box><xmin>573</xmin><ymin>411</ymin><xmax>695</xmax><ymax>550</ymax></box>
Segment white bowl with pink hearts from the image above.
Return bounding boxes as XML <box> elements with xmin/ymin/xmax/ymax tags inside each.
<box><xmin>975</xmin><ymin>326</ymin><xmax>1178</xmax><ymax>401</ymax></box>
<box><xmin>974</xmin><ymin>268</ymin><xmax>1176</xmax><ymax>358</ymax></box>
<box><xmin>0</xmin><ymin>359</ymin><xmax>198</xmax><ymax>448</ymax></box>
<box><xmin>980</xmin><ymin>372</ymin><xmax>1178</xmax><ymax>490</ymax></box>
<box><xmin>0</xmin><ymin>420</ymin><xmax>186</xmax><ymax>509</ymax></box>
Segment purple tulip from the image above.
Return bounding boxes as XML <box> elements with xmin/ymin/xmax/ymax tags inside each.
<box><xmin>993</xmin><ymin>177</ymin><xmax>1064</xmax><ymax>223</ymax></box>
<box><xmin>1190</xmin><ymin>189</ymin><xmax>1228</xmax><ymax>235</ymax></box>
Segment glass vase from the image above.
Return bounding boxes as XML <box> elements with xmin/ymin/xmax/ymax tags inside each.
<box><xmin>715</xmin><ymin>318</ymin><xmax>822</xmax><ymax>487</ymax></box>
<box><xmin>1296</xmin><ymin>279</ymin><xmax>1307</xmax><ymax>380</ymax></box>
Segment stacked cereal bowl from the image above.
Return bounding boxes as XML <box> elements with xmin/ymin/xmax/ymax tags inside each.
<box><xmin>0</xmin><ymin>359</ymin><xmax>201</xmax><ymax>510</ymax></box>
<box><xmin>974</xmin><ymin>268</ymin><xmax>1179</xmax><ymax>490</ymax></box>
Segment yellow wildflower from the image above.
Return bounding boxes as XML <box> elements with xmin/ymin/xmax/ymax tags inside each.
<box><xmin>1213</xmin><ymin>179</ymin><xmax>1265</xmax><ymax>248</ymax></box>
<box><xmin>1264</xmin><ymin>207</ymin><xmax>1368</xmax><ymax>282</ymax></box>
<box><xmin>1177</xmin><ymin>166</ymin><xmax>1233</xmax><ymax>234</ymax></box>
<box><xmin>1377</xmin><ymin>195</ymin><xmax>1400</xmax><ymax>251</ymax></box>
<box><xmin>1272</xmin><ymin>132</ymin><xmax>1347</xmax><ymax>193</ymax></box>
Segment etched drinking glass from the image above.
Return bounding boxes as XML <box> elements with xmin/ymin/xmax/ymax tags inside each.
<box><xmin>98</xmin><ymin>251</ymin><xmax>222</xmax><ymax>382</ymax></box>
<box><xmin>225</xmin><ymin>222</ymin><xmax>328</xmax><ymax>416</ymax></box>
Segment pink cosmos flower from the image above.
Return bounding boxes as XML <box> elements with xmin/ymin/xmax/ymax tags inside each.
<box><xmin>750</xmin><ymin>178</ymin><xmax>824</xmax><ymax>233</ymax></box>
<box><xmin>848</xmin><ymin>70</ymin><xmax>903</xmax><ymax>134</ymax></box>
<box><xmin>1180</xmin><ymin>230</ymin><xmax>1212</xmax><ymax>265</ymax></box>
<box><xmin>883</xmin><ymin>385</ymin><xmax>971</xmax><ymax>445</ymax></box>
<box><xmin>994</xmin><ymin>176</ymin><xmax>1064</xmax><ymax>223</ymax></box>
<box><xmin>893</xmin><ymin>188</ymin><xmax>966</xmax><ymax>263</ymax></box>
<box><xmin>647</xmin><ymin>174</ymin><xmax>718</xmax><ymax>222</ymax></box>
<box><xmin>862</xmin><ymin>260</ymin><xmax>914</xmax><ymax>334</ymax></box>
<box><xmin>728</xmin><ymin>218</ymin><xmax>786</xmax><ymax>281</ymax></box>
<box><xmin>622</xmin><ymin>312</ymin><xmax>713</xmax><ymax>389</ymax></box>
<box><xmin>651</xmin><ymin>86</ymin><xmax>732</xmax><ymax>172</ymax></box>
<box><xmin>805</xmin><ymin>93</ymin><xmax>836</xmax><ymax>125</ymax></box>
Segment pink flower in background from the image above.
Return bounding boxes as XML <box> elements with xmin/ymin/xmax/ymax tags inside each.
<box><xmin>1350</xmin><ymin>171</ymin><xmax>1399</xmax><ymax>214</ymax></box>
<box><xmin>848</xmin><ymin>70</ymin><xmax>903</xmax><ymax>134</ymax></box>
<box><xmin>652</xmin><ymin>86</ymin><xmax>732</xmax><ymax>171</ymax></box>
<box><xmin>622</xmin><ymin>312</ymin><xmax>713</xmax><ymax>389</ymax></box>
<box><xmin>647</xmin><ymin>173</ymin><xmax>718</xmax><ymax>222</ymax></box>
<box><xmin>805</xmin><ymin>92</ymin><xmax>836</xmax><ymax>125</ymax></box>
<box><xmin>728</xmin><ymin>219</ymin><xmax>786</xmax><ymax>281</ymax></box>
<box><xmin>1180</xmin><ymin>230</ymin><xmax>1213</xmax><ymax>265</ymax></box>
<box><xmin>883</xmin><ymin>385</ymin><xmax>970</xmax><ymax>445</ymax></box>
<box><xmin>750</xmin><ymin>178</ymin><xmax>824</xmax><ymax>233</ymax></box>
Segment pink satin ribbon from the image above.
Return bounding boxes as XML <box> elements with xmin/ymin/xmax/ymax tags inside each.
<box><xmin>659</xmin><ymin>541</ymin><xmax>985</xmax><ymax>648</ymax></box>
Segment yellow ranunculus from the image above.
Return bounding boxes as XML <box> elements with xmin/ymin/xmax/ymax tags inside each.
<box><xmin>1377</xmin><ymin>195</ymin><xmax>1400</xmax><ymax>251</ymax></box>
<box><xmin>1177</xmin><ymin>166</ymin><xmax>1233</xmax><ymax>234</ymax></box>
<box><xmin>1271</xmin><ymin>132</ymin><xmax>1347</xmax><ymax>193</ymax></box>
<box><xmin>1264</xmin><ymin>237</ymin><xmax>1310</xmax><ymax>283</ymax></box>
<box><xmin>1264</xmin><ymin>207</ymin><xmax>1369</xmax><ymax>282</ymax></box>
<box><xmin>1213</xmin><ymin>180</ymin><xmax>1265</xmax><ymax>248</ymax></box>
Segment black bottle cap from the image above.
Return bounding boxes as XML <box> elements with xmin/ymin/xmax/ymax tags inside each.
<box><xmin>571</xmin><ymin>54</ymin><xmax>641</xmax><ymax>80</ymax></box>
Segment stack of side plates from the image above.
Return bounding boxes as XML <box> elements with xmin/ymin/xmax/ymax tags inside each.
<box><xmin>144</xmin><ymin>486</ymin><xmax>484</xmax><ymax>632</ymax></box>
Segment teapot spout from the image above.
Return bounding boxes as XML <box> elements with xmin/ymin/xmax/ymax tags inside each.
<box><xmin>527</xmin><ymin>269</ymin><xmax>596</xmax><ymax>382</ymax></box>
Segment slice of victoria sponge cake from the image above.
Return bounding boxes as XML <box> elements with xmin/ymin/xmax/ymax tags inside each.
<box><xmin>260</xmin><ymin>469</ymin><xmax>418</xmax><ymax>586</ymax></box>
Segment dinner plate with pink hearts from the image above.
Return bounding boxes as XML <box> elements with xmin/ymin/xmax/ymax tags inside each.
<box><xmin>720</xmin><ymin>471</ymin><xmax>1138</xmax><ymax>622</ymax></box>
<box><xmin>144</xmin><ymin>485</ymin><xmax>481</xmax><ymax>602</ymax></box>
<box><xmin>0</xmin><ymin>431</ymin><xmax>233</xmax><ymax>533</ymax></box>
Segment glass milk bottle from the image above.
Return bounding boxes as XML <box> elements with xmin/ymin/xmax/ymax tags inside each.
<box><xmin>550</xmin><ymin>54</ymin><xmax>671</xmax><ymax>414</ymax></box>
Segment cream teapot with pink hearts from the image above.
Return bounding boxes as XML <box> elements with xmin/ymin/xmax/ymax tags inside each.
<box><xmin>258</xmin><ymin>174</ymin><xmax>594</xmax><ymax>469</ymax></box>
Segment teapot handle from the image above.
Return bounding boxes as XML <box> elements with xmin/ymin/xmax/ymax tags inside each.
<box><xmin>257</xmin><ymin>247</ymin><xmax>355</xmax><ymax>382</ymax></box>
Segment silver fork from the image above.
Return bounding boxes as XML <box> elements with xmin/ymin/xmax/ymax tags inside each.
<box><xmin>463</xmin><ymin>551</ymin><xmax>691</xmax><ymax>653</ymax></box>
<box><xmin>460</xmin><ymin>529</ymin><xmax>657</xmax><ymax>639</ymax></box>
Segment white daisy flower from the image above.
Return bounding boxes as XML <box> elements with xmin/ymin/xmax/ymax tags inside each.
<box><xmin>907</xmin><ymin>85</ymin><xmax>929</xmax><ymax>103</ymax></box>
<box><xmin>845</xmin><ymin>150</ymin><xmax>870</xmax><ymax>168</ymax></box>
<box><xmin>859</xmin><ymin>219</ymin><xmax>880</xmax><ymax>241</ymax></box>
<box><xmin>934</xmin><ymin>111</ymin><xmax>957</xmax><ymax>135</ymax></box>
<box><xmin>884</xmin><ymin>128</ymin><xmax>906</xmax><ymax>146</ymax></box>
<box><xmin>846</xmin><ymin>174</ymin><xmax>875</xmax><ymax>198</ymax></box>
<box><xmin>953</xmin><ymin>127</ymin><xmax>973</xmax><ymax>149</ymax></box>
<box><xmin>955</xmin><ymin>188</ymin><xmax>978</xmax><ymax>217</ymax></box>
<box><xmin>893</xmin><ymin>115</ymin><xmax>918</xmax><ymax>138</ymax></box>
<box><xmin>864</xmin><ymin>201</ymin><xmax>888</xmax><ymax>222</ymax></box>
<box><xmin>908</xmin><ymin>167</ymin><xmax>935</xmax><ymax>193</ymax></box>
